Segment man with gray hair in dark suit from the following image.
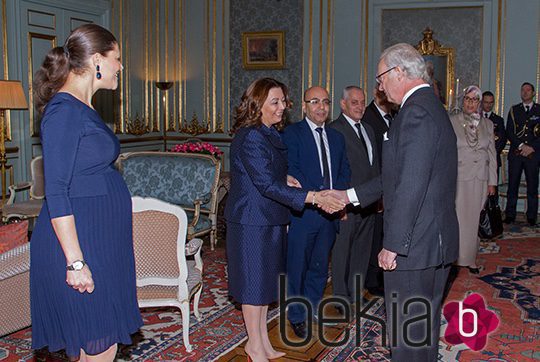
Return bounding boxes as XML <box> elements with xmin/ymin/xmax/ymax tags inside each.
<box><xmin>331</xmin><ymin>43</ymin><xmax>459</xmax><ymax>361</ymax></box>
<box><xmin>328</xmin><ymin>86</ymin><xmax>380</xmax><ymax>309</ymax></box>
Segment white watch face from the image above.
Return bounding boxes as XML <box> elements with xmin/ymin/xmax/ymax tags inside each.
<box><xmin>73</xmin><ymin>261</ymin><xmax>84</xmax><ymax>270</ymax></box>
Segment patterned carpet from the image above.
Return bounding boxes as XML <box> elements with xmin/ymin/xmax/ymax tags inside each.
<box><xmin>0</xmin><ymin>222</ymin><xmax>538</xmax><ymax>361</ymax></box>
<box><xmin>317</xmin><ymin>223</ymin><xmax>539</xmax><ymax>361</ymax></box>
<box><xmin>0</xmin><ymin>247</ymin><xmax>267</xmax><ymax>361</ymax></box>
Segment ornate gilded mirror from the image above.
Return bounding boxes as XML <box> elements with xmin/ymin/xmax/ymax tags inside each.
<box><xmin>415</xmin><ymin>28</ymin><xmax>455</xmax><ymax>108</ymax></box>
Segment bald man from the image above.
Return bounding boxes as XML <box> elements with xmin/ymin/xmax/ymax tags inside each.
<box><xmin>282</xmin><ymin>86</ymin><xmax>351</xmax><ymax>338</ymax></box>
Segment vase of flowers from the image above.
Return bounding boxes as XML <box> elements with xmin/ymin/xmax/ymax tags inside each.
<box><xmin>170</xmin><ymin>141</ymin><xmax>223</xmax><ymax>159</ymax></box>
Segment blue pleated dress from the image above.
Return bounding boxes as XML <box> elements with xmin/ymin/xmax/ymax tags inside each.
<box><xmin>30</xmin><ymin>93</ymin><xmax>143</xmax><ymax>357</ymax></box>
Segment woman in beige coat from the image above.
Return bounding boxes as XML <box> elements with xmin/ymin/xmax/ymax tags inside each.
<box><xmin>450</xmin><ymin>85</ymin><xmax>497</xmax><ymax>274</ymax></box>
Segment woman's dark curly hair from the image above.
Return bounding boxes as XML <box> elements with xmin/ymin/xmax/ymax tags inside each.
<box><xmin>33</xmin><ymin>23</ymin><xmax>117</xmax><ymax>114</ymax></box>
<box><xmin>232</xmin><ymin>77</ymin><xmax>292</xmax><ymax>132</ymax></box>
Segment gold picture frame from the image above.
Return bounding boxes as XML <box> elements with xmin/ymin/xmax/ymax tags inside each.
<box><xmin>415</xmin><ymin>28</ymin><xmax>455</xmax><ymax>108</ymax></box>
<box><xmin>242</xmin><ymin>31</ymin><xmax>285</xmax><ymax>70</ymax></box>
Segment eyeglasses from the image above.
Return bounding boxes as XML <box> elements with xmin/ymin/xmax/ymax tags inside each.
<box><xmin>375</xmin><ymin>66</ymin><xmax>397</xmax><ymax>84</ymax></box>
<box><xmin>304</xmin><ymin>98</ymin><xmax>331</xmax><ymax>106</ymax></box>
<box><xmin>463</xmin><ymin>96</ymin><xmax>480</xmax><ymax>103</ymax></box>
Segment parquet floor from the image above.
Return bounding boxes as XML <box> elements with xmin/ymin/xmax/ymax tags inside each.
<box><xmin>218</xmin><ymin>283</ymin><xmax>363</xmax><ymax>361</ymax></box>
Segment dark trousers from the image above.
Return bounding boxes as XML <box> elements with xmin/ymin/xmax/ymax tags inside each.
<box><xmin>506</xmin><ymin>154</ymin><xmax>539</xmax><ymax>220</ymax></box>
<box><xmin>384</xmin><ymin>264</ymin><xmax>451</xmax><ymax>362</ymax></box>
<box><xmin>287</xmin><ymin>218</ymin><xmax>336</xmax><ymax>324</ymax></box>
<box><xmin>365</xmin><ymin>212</ymin><xmax>384</xmax><ymax>289</ymax></box>
<box><xmin>331</xmin><ymin>212</ymin><xmax>375</xmax><ymax>302</ymax></box>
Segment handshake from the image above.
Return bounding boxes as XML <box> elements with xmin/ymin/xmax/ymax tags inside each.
<box><xmin>287</xmin><ymin>175</ymin><xmax>350</xmax><ymax>214</ymax></box>
<box><xmin>312</xmin><ymin>189</ymin><xmax>350</xmax><ymax>214</ymax></box>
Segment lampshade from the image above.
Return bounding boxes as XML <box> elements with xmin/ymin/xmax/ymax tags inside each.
<box><xmin>0</xmin><ymin>80</ymin><xmax>28</xmax><ymax>110</ymax></box>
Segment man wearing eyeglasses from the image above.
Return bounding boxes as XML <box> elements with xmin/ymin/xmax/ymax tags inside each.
<box><xmin>282</xmin><ymin>86</ymin><xmax>351</xmax><ymax>338</ymax></box>
<box><xmin>331</xmin><ymin>43</ymin><xmax>459</xmax><ymax>361</ymax></box>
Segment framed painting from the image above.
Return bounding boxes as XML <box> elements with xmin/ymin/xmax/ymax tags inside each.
<box><xmin>415</xmin><ymin>28</ymin><xmax>455</xmax><ymax>108</ymax></box>
<box><xmin>242</xmin><ymin>31</ymin><xmax>285</xmax><ymax>70</ymax></box>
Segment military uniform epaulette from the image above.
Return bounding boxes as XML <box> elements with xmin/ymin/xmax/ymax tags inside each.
<box><xmin>509</xmin><ymin>103</ymin><xmax>540</xmax><ymax>140</ymax></box>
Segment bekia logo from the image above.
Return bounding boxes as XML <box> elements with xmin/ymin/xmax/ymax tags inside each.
<box><xmin>443</xmin><ymin>293</ymin><xmax>499</xmax><ymax>351</ymax></box>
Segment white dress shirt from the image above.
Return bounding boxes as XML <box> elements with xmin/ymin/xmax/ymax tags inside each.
<box><xmin>346</xmin><ymin>83</ymin><xmax>429</xmax><ymax>205</ymax></box>
<box><xmin>374</xmin><ymin>102</ymin><xmax>391</xmax><ymax>128</ymax></box>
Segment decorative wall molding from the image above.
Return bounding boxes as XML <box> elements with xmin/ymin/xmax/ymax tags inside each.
<box><xmin>112</xmin><ymin>0</ymin><xmax>229</xmax><ymax>136</ymax></box>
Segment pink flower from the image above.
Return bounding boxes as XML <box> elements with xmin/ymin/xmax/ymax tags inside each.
<box><xmin>170</xmin><ymin>142</ymin><xmax>222</xmax><ymax>159</ymax></box>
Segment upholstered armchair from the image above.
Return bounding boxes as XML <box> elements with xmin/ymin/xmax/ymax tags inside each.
<box><xmin>117</xmin><ymin>151</ymin><xmax>221</xmax><ymax>249</ymax></box>
<box><xmin>2</xmin><ymin>156</ymin><xmax>44</xmax><ymax>223</ymax></box>
<box><xmin>132</xmin><ymin>196</ymin><xmax>203</xmax><ymax>352</ymax></box>
<box><xmin>0</xmin><ymin>243</ymin><xmax>31</xmax><ymax>336</ymax></box>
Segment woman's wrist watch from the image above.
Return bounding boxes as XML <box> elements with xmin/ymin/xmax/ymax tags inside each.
<box><xmin>66</xmin><ymin>260</ymin><xmax>86</xmax><ymax>271</ymax></box>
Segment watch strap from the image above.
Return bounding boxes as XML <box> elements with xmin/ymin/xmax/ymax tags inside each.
<box><xmin>66</xmin><ymin>260</ymin><xmax>86</xmax><ymax>271</ymax></box>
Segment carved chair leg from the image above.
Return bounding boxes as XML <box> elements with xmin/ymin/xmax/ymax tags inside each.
<box><xmin>210</xmin><ymin>228</ymin><xmax>217</xmax><ymax>251</ymax></box>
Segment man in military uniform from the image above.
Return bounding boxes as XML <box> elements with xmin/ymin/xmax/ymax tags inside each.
<box><xmin>481</xmin><ymin>91</ymin><xmax>507</xmax><ymax>201</ymax></box>
<box><xmin>505</xmin><ymin>82</ymin><xmax>540</xmax><ymax>226</ymax></box>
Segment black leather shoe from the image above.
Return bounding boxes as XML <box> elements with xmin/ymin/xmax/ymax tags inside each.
<box><xmin>334</xmin><ymin>304</ymin><xmax>346</xmax><ymax>316</ymax></box>
<box><xmin>290</xmin><ymin>321</ymin><xmax>307</xmax><ymax>338</ymax></box>
<box><xmin>504</xmin><ymin>217</ymin><xmax>515</xmax><ymax>224</ymax></box>
<box><xmin>468</xmin><ymin>267</ymin><xmax>480</xmax><ymax>274</ymax></box>
<box><xmin>527</xmin><ymin>219</ymin><xmax>537</xmax><ymax>226</ymax></box>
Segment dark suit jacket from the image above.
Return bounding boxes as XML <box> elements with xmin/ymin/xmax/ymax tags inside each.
<box><xmin>506</xmin><ymin>102</ymin><xmax>540</xmax><ymax>159</ymax></box>
<box><xmin>486</xmin><ymin>112</ymin><xmax>507</xmax><ymax>167</ymax></box>
<box><xmin>225</xmin><ymin>125</ymin><xmax>307</xmax><ymax>226</ymax></box>
<box><xmin>362</xmin><ymin>101</ymin><xmax>389</xmax><ymax>168</ymax></box>
<box><xmin>282</xmin><ymin>119</ymin><xmax>351</xmax><ymax>225</ymax></box>
<box><xmin>329</xmin><ymin>114</ymin><xmax>380</xmax><ymax>208</ymax></box>
<box><xmin>354</xmin><ymin>87</ymin><xmax>459</xmax><ymax>271</ymax></box>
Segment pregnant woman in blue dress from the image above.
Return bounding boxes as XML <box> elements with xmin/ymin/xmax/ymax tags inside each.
<box><xmin>30</xmin><ymin>24</ymin><xmax>142</xmax><ymax>360</ymax></box>
<box><xmin>225</xmin><ymin>78</ymin><xmax>345</xmax><ymax>361</ymax></box>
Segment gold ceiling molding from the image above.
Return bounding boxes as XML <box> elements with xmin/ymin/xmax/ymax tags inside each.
<box><xmin>204</xmin><ymin>0</ymin><xmax>209</xmax><ymax>129</ymax></box>
<box><xmin>125</xmin><ymin>0</ymin><xmax>131</xmax><ymax>134</ymax></box>
<box><xmin>126</xmin><ymin>114</ymin><xmax>149</xmax><ymax>136</ymax></box>
<box><xmin>500</xmin><ymin>0</ymin><xmax>507</xmax><ymax>114</ymax></box>
<box><xmin>180</xmin><ymin>112</ymin><xmax>210</xmax><ymax>136</ymax></box>
<box><xmin>144</xmin><ymin>0</ymin><xmax>149</xmax><ymax>128</ymax></box>
<box><xmin>318</xmin><ymin>0</ymin><xmax>323</xmax><ymax>84</ymax></box>
<box><xmin>325</xmin><ymin>0</ymin><xmax>333</xmax><ymax>95</ymax></box>
<box><xmin>495</xmin><ymin>0</ymin><xmax>502</xmax><ymax>114</ymax></box>
<box><xmin>305</xmin><ymin>0</ymin><xmax>334</xmax><ymax>91</ymax></box>
<box><xmin>536</xmin><ymin>1</ymin><xmax>540</xmax><ymax>102</ymax></box>
<box><xmin>2</xmin><ymin>0</ymin><xmax>11</xmax><ymax>140</ymax></box>
<box><xmin>362</xmin><ymin>0</ymin><xmax>369</xmax><ymax>92</ymax></box>
<box><xmin>154</xmin><ymin>1</ymin><xmax>160</xmax><ymax>132</ymax></box>
<box><xmin>115</xmin><ymin>0</ymin><xmax>225</xmax><ymax>137</ymax></box>
<box><xmin>308</xmin><ymin>0</ymin><xmax>313</xmax><ymax>88</ymax></box>
<box><xmin>221</xmin><ymin>0</ymin><xmax>227</xmax><ymax>132</ymax></box>
<box><xmin>27</xmin><ymin>32</ymin><xmax>56</xmax><ymax>137</ymax></box>
<box><xmin>415</xmin><ymin>27</ymin><xmax>455</xmax><ymax>108</ymax></box>
<box><xmin>212</xmin><ymin>0</ymin><xmax>217</xmax><ymax>132</ymax></box>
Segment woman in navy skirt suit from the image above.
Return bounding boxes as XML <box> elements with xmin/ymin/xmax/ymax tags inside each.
<box><xmin>225</xmin><ymin>78</ymin><xmax>345</xmax><ymax>361</ymax></box>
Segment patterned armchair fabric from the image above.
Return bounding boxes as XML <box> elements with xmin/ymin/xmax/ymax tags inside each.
<box><xmin>0</xmin><ymin>243</ymin><xmax>31</xmax><ymax>336</ymax></box>
<box><xmin>2</xmin><ymin>156</ymin><xmax>44</xmax><ymax>223</ymax></box>
<box><xmin>117</xmin><ymin>152</ymin><xmax>221</xmax><ymax>247</ymax></box>
<box><xmin>132</xmin><ymin>196</ymin><xmax>203</xmax><ymax>352</ymax></box>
